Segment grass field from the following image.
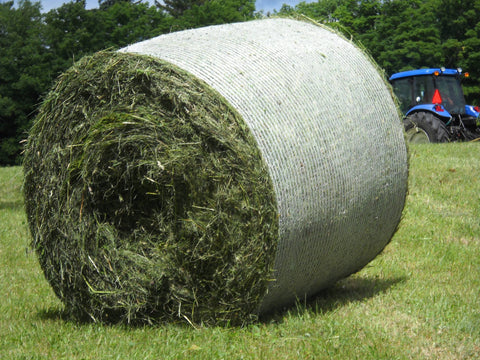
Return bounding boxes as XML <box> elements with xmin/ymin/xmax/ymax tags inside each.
<box><xmin>1</xmin><ymin>143</ymin><xmax>479</xmax><ymax>359</ymax></box>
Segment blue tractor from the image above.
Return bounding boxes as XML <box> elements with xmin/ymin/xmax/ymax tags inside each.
<box><xmin>389</xmin><ymin>68</ymin><xmax>480</xmax><ymax>143</ymax></box>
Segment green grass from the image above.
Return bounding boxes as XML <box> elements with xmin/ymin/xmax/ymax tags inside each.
<box><xmin>1</xmin><ymin>143</ymin><xmax>479</xmax><ymax>359</ymax></box>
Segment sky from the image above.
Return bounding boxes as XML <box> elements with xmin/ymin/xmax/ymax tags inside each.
<box><xmin>10</xmin><ymin>0</ymin><xmax>317</xmax><ymax>14</ymax></box>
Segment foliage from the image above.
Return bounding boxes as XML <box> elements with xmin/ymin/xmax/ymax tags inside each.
<box><xmin>103</xmin><ymin>1</ymin><xmax>170</xmax><ymax>46</ymax></box>
<box><xmin>43</xmin><ymin>1</ymin><xmax>106</xmax><ymax>73</ymax></box>
<box><xmin>155</xmin><ymin>0</ymin><xmax>206</xmax><ymax>17</ymax></box>
<box><xmin>2</xmin><ymin>0</ymin><xmax>480</xmax><ymax>165</ymax></box>
<box><xmin>172</xmin><ymin>0</ymin><xmax>255</xmax><ymax>29</ymax></box>
<box><xmin>0</xmin><ymin>0</ymin><xmax>253</xmax><ymax>165</ymax></box>
<box><xmin>368</xmin><ymin>0</ymin><xmax>442</xmax><ymax>73</ymax></box>
<box><xmin>0</xmin><ymin>0</ymin><xmax>50</xmax><ymax>165</ymax></box>
<box><xmin>43</xmin><ymin>0</ymin><xmax>169</xmax><ymax>79</ymax></box>
<box><xmin>99</xmin><ymin>0</ymin><xmax>133</xmax><ymax>11</ymax></box>
<box><xmin>278</xmin><ymin>0</ymin><xmax>480</xmax><ymax>104</ymax></box>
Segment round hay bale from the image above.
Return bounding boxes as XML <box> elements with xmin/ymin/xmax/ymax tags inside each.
<box><xmin>23</xmin><ymin>18</ymin><xmax>408</xmax><ymax>326</ymax></box>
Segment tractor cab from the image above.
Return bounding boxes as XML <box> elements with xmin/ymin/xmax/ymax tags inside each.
<box><xmin>389</xmin><ymin>68</ymin><xmax>480</xmax><ymax>142</ymax></box>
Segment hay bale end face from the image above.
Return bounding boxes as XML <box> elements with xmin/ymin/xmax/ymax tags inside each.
<box><xmin>23</xmin><ymin>19</ymin><xmax>408</xmax><ymax>326</ymax></box>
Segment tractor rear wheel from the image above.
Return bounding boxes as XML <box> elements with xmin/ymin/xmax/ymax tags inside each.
<box><xmin>403</xmin><ymin>112</ymin><xmax>450</xmax><ymax>143</ymax></box>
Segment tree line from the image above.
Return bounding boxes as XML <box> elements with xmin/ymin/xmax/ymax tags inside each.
<box><xmin>279</xmin><ymin>0</ymin><xmax>480</xmax><ymax>100</ymax></box>
<box><xmin>1</xmin><ymin>0</ymin><xmax>479</xmax><ymax>165</ymax></box>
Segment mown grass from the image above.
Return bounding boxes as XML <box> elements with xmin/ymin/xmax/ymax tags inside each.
<box><xmin>1</xmin><ymin>143</ymin><xmax>479</xmax><ymax>359</ymax></box>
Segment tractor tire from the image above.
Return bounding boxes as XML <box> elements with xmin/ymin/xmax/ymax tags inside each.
<box><xmin>403</xmin><ymin>112</ymin><xmax>450</xmax><ymax>143</ymax></box>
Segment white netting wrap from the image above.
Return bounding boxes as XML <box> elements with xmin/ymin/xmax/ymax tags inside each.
<box><xmin>121</xmin><ymin>18</ymin><xmax>408</xmax><ymax>312</ymax></box>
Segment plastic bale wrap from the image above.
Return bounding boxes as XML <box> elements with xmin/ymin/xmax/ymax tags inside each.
<box><xmin>23</xmin><ymin>18</ymin><xmax>408</xmax><ymax>326</ymax></box>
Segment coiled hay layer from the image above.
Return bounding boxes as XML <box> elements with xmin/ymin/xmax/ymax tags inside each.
<box><xmin>24</xmin><ymin>52</ymin><xmax>278</xmax><ymax>325</ymax></box>
<box><xmin>24</xmin><ymin>19</ymin><xmax>408</xmax><ymax>326</ymax></box>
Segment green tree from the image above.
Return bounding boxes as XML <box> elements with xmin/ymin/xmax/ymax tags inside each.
<box><xmin>0</xmin><ymin>0</ymin><xmax>50</xmax><ymax>165</ymax></box>
<box><xmin>281</xmin><ymin>0</ymin><xmax>439</xmax><ymax>73</ymax></box>
<box><xmin>277</xmin><ymin>0</ymin><xmax>381</xmax><ymax>38</ymax></box>
<box><xmin>43</xmin><ymin>1</ymin><xmax>107</xmax><ymax>73</ymax></box>
<box><xmin>461</xmin><ymin>17</ymin><xmax>480</xmax><ymax>103</ymax></box>
<box><xmin>277</xmin><ymin>0</ymin><xmax>345</xmax><ymax>23</ymax></box>
<box><xmin>43</xmin><ymin>0</ymin><xmax>169</xmax><ymax>80</ymax></box>
<box><xmin>99</xmin><ymin>0</ymin><xmax>132</xmax><ymax>10</ymax></box>
<box><xmin>433</xmin><ymin>0</ymin><xmax>480</xmax><ymax>103</ymax></box>
<box><xmin>172</xmin><ymin>0</ymin><xmax>255</xmax><ymax>29</ymax></box>
<box><xmin>1</xmin><ymin>0</ymin><xmax>258</xmax><ymax>165</ymax></box>
<box><xmin>155</xmin><ymin>0</ymin><xmax>205</xmax><ymax>17</ymax></box>
<box><xmin>101</xmin><ymin>1</ymin><xmax>169</xmax><ymax>47</ymax></box>
<box><xmin>378</xmin><ymin>2</ymin><xmax>439</xmax><ymax>73</ymax></box>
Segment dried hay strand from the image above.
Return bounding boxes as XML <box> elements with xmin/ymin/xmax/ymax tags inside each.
<box><xmin>23</xmin><ymin>19</ymin><xmax>408</xmax><ymax>326</ymax></box>
<box><xmin>23</xmin><ymin>51</ymin><xmax>278</xmax><ymax>326</ymax></box>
